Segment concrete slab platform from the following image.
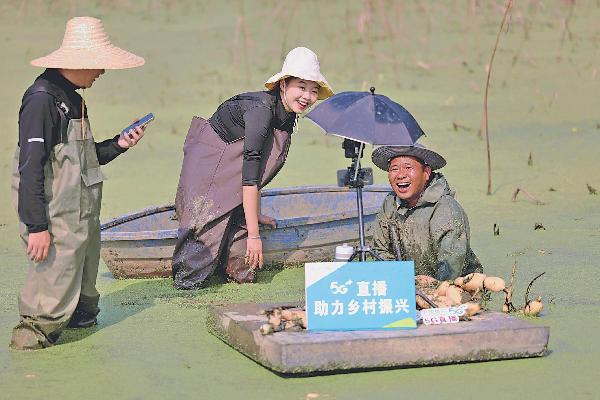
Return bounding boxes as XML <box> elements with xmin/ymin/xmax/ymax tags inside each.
<box><xmin>207</xmin><ymin>303</ymin><xmax>550</xmax><ymax>375</ymax></box>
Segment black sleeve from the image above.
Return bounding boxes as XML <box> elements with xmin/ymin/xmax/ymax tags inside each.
<box><xmin>17</xmin><ymin>93</ymin><xmax>59</xmax><ymax>233</ymax></box>
<box><xmin>242</xmin><ymin>105</ymin><xmax>272</xmax><ymax>186</ymax></box>
<box><xmin>95</xmin><ymin>134</ymin><xmax>127</xmax><ymax>165</ymax></box>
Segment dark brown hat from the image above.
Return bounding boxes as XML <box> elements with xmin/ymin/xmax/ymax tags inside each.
<box><xmin>371</xmin><ymin>143</ymin><xmax>446</xmax><ymax>171</ymax></box>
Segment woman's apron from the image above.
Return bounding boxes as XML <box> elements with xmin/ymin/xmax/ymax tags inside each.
<box><xmin>172</xmin><ymin>117</ymin><xmax>291</xmax><ymax>289</ymax></box>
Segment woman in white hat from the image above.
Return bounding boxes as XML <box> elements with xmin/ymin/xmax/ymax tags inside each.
<box><xmin>11</xmin><ymin>17</ymin><xmax>146</xmax><ymax>350</ymax></box>
<box><xmin>173</xmin><ymin>47</ymin><xmax>333</xmax><ymax>289</ymax></box>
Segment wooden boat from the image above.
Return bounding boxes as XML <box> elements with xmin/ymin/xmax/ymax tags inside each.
<box><xmin>100</xmin><ymin>185</ymin><xmax>391</xmax><ymax>279</ymax></box>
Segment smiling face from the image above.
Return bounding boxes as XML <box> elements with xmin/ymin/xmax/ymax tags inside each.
<box><xmin>279</xmin><ymin>77</ymin><xmax>320</xmax><ymax>113</ymax></box>
<box><xmin>388</xmin><ymin>155</ymin><xmax>432</xmax><ymax>208</ymax></box>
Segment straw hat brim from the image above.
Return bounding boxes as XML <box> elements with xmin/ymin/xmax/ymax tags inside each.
<box><xmin>372</xmin><ymin>145</ymin><xmax>447</xmax><ymax>171</ymax></box>
<box><xmin>265</xmin><ymin>72</ymin><xmax>333</xmax><ymax>100</ymax></box>
<box><xmin>31</xmin><ymin>44</ymin><xmax>144</xmax><ymax>69</ymax></box>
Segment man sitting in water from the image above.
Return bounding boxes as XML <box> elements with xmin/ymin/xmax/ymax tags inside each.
<box><xmin>371</xmin><ymin>144</ymin><xmax>483</xmax><ymax>280</ymax></box>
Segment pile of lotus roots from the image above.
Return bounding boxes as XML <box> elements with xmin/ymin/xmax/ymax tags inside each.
<box><xmin>259</xmin><ymin>307</ymin><xmax>307</xmax><ymax>335</ymax></box>
<box><xmin>416</xmin><ymin>271</ymin><xmax>544</xmax><ymax>318</ymax></box>
<box><xmin>258</xmin><ymin>271</ymin><xmax>544</xmax><ymax>335</ymax></box>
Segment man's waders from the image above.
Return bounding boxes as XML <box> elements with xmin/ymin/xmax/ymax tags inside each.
<box><xmin>11</xmin><ymin>115</ymin><xmax>105</xmax><ymax>349</ymax></box>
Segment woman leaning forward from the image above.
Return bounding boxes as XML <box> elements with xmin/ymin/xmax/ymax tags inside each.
<box><xmin>172</xmin><ymin>47</ymin><xmax>333</xmax><ymax>289</ymax></box>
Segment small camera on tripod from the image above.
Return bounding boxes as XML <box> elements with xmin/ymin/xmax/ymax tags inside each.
<box><xmin>342</xmin><ymin>138</ymin><xmax>363</xmax><ymax>159</ymax></box>
<box><xmin>337</xmin><ymin>139</ymin><xmax>374</xmax><ymax>188</ymax></box>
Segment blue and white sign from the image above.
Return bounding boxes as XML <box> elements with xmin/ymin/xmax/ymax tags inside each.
<box><xmin>305</xmin><ymin>261</ymin><xmax>417</xmax><ymax>331</ymax></box>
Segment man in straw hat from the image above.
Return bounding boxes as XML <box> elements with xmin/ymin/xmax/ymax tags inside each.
<box><xmin>11</xmin><ymin>17</ymin><xmax>146</xmax><ymax>350</ymax></box>
<box><xmin>371</xmin><ymin>144</ymin><xmax>483</xmax><ymax>281</ymax></box>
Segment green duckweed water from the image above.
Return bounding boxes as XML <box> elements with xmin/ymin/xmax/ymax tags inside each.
<box><xmin>0</xmin><ymin>1</ymin><xmax>598</xmax><ymax>399</ymax></box>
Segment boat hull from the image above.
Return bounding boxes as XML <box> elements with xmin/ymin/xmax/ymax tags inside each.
<box><xmin>100</xmin><ymin>185</ymin><xmax>390</xmax><ymax>279</ymax></box>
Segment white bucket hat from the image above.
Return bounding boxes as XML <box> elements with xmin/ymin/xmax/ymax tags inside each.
<box><xmin>30</xmin><ymin>16</ymin><xmax>144</xmax><ymax>70</ymax></box>
<box><xmin>265</xmin><ymin>47</ymin><xmax>333</xmax><ymax>100</ymax></box>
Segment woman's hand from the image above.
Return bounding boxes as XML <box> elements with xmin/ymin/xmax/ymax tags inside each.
<box><xmin>245</xmin><ymin>237</ymin><xmax>263</xmax><ymax>270</ymax></box>
<box><xmin>258</xmin><ymin>214</ymin><xmax>277</xmax><ymax>229</ymax></box>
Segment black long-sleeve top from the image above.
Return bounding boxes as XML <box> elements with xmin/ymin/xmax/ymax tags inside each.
<box><xmin>208</xmin><ymin>89</ymin><xmax>296</xmax><ymax>186</ymax></box>
<box><xmin>17</xmin><ymin>69</ymin><xmax>126</xmax><ymax>233</ymax></box>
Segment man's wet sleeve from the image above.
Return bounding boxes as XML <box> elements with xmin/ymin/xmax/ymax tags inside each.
<box><xmin>371</xmin><ymin>201</ymin><xmax>397</xmax><ymax>261</ymax></box>
<box><xmin>17</xmin><ymin>93</ymin><xmax>57</xmax><ymax>233</ymax></box>
<box><xmin>241</xmin><ymin>105</ymin><xmax>271</xmax><ymax>186</ymax></box>
<box><xmin>430</xmin><ymin>202</ymin><xmax>471</xmax><ymax>280</ymax></box>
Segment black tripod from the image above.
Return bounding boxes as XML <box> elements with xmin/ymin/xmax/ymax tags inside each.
<box><xmin>337</xmin><ymin>139</ymin><xmax>383</xmax><ymax>262</ymax></box>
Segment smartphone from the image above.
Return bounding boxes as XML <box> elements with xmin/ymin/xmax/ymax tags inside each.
<box><xmin>122</xmin><ymin>113</ymin><xmax>155</xmax><ymax>134</ymax></box>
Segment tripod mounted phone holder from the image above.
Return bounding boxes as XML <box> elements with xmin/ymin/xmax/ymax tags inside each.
<box><xmin>337</xmin><ymin>139</ymin><xmax>382</xmax><ymax>262</ymax></box>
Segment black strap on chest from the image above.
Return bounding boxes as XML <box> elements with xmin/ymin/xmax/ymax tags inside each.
<box><xmin>233</xmin><ymin>91</ymin><xmax>279</xmax><ymax>121</ymax></box>
<box><xmin>24</xmin><ymin>82</ymin><xmax>70</xmax><ymax>144</ymax></box>
<box><xmin>234</xmin><ymin>91</ymin><xmax>295</xmax><ymax>131</ymax></box>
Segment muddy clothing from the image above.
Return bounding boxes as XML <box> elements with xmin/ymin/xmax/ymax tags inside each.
<box><xmin>173</xmin><ymin>117</ymin><xmax>291</xmax><ymax>289</ymax></box>
<box><xmin>18</xmin><ymin>69</ymin><xmax>125</xmax><ymax>233</ymax></box>
<box><xmin>372</xmin><ymin>173</ymin><xmax>483</xmax><ymax>280</ymax></box>
<box><xmin>208</xmin><ymin>90</ymin><xmax>295</xmax><ymax>186</ymax></box>
<box><xmin>11</xmin><ymin>115</ymin><xmax>106</xmax><ymax>349</ymax></box>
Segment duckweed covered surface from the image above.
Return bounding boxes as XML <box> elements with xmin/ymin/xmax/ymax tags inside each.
<box><xmin>0</xmin><ymin>1</ymin><xmax>598</xmax><ymax>399</ymax></box>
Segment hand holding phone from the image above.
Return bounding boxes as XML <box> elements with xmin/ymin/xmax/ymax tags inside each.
<box><xmin>118</xmin><ymin>113</ymin><xmax>153</xmax><ymax>149</ymax></box>
<box><xmin>122</xmin><ymin>113</ymin><xmax>155</xmax><ymax>134</ymax></box>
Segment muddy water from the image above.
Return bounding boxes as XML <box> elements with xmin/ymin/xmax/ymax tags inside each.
<box><xmin>0</xmin><ymin>2</ymin><xmax>598</xmax><ymax>399</ymax></box>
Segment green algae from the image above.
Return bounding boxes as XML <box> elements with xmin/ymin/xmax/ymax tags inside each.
<box><xmin>0</xmin><ymin>1</ymin><xmax>599</xmax><ymax>399</ymax></box>
<box><xmin>383</xmin><ymin>318</ymin><xmax>417</xmax><ymax>329</ymax></box>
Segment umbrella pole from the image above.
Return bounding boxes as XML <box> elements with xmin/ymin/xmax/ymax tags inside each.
<box><xmin>353</xmin><ymin>143</ymin><xmax>364</xmax><ymax>182</ymax></box>
<box><xmin>356</xmin><ymin>144</ymin><xmax>366</xmax><ymax>261</ymax></box>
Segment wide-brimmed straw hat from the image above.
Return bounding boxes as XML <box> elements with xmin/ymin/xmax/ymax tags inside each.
<box><xmin>372</xmin><ymin>143</ymin><xmax>447</xmax><ymax>171</ymax></box>
<box><xmin>265</xmin><ymin>47</ymin><xmax>333</xmax><ymax>100</ymax></box>
<box><xmin>30</xmin><ymin>16</ymin><xmax>144</xmax><ymax>69</ymax></box>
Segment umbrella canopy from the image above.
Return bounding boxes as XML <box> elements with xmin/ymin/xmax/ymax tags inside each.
<box><xmin>306</xmin><ymin>88</ymin><xmax>425</xmax><ymax>145</ymax></box>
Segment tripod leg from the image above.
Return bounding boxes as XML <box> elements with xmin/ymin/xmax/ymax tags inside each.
<box><xmin>367</xmin><ymin>249</ymin><xmax>384</xmax><ymax>261</ymax></box>
<box><xmin>355</xmin><ymin>186</ymin><xmax>367</xmax><ymax>262</ymax></box>
<box><xmin>348</xmin><ymin>251</ymin><xmax>358</xmax><ymax>262</ymax></box>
